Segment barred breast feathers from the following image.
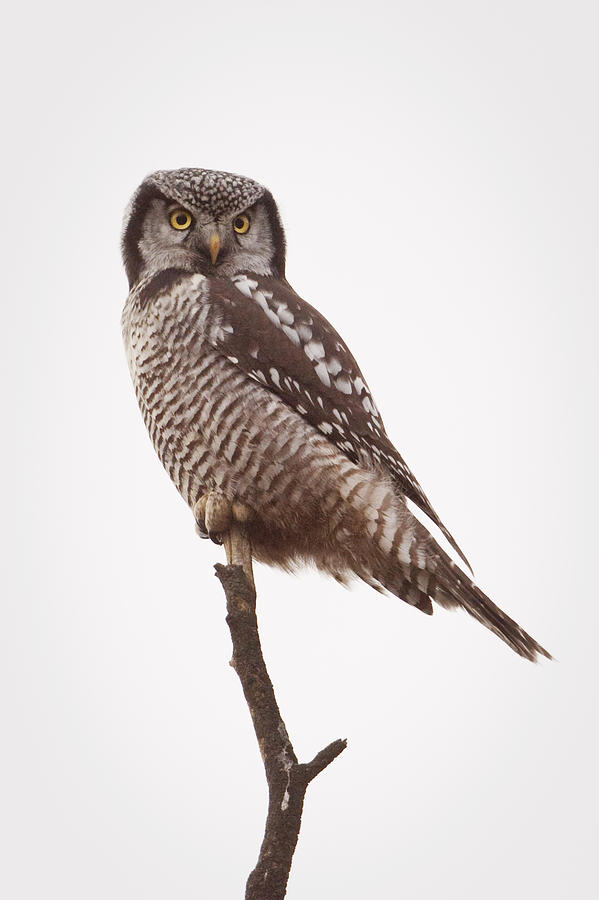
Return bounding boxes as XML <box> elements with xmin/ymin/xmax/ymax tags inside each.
<box><xmin>129</xmin><ymin>269</ymin><xmax>471</xmax><ymax>570</ymax></box>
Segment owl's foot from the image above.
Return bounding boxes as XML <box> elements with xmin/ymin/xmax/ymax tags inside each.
<box><xmin>194</xmin><ymin>492</ymin><xmax>253</xmax><ymax>544</ymax></box>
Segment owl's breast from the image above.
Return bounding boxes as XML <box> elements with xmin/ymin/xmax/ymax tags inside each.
<box><xmin>121</xmin><ymin>270</ymin><xmax>373</xmax><ymax>553</ymax></box>
<box><xmin>122</xmin><ymin>271</ymin><xmax>258</xmax><ymax>506</ymax></box>
<box><xmin>122</xmin><ymin>271</ymin><xmax>207</xmax><ymax>366</ymax></box>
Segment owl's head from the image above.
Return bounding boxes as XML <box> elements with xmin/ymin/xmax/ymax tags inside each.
<box><xmin>122</xmin><ymin>168</ymin><xmax>286</xmax><ymax>288</ymax></box>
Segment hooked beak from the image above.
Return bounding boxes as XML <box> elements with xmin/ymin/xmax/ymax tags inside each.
<box><xmin>209</xmin><ymin>232</ymin><xmax>221</xmax><ymax>265</ymax></box>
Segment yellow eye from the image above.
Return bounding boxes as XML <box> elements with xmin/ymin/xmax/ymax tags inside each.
<box><xmin>233</xmin><ymin>213</ymin><xmax>251</xmax><ymax>234</ymax></box>
<box><xmin>170</xmin><ymin>209</ymin><xmax>192</xmax><ymax>230</ymax></box>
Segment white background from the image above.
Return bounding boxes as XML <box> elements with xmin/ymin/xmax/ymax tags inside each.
<box><xmin>2</xmin><ymin>2</ymin><xmax>597</xmax><ymax>897</ymax></box>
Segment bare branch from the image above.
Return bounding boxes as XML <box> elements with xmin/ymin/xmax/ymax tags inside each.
<box><xmin>301</xmin><ymin>739</ymin><xmax>348</xmax><ymax>784</ymax></box>
<box><xmin>215</xmin><ymin>534</ymin><xmax>346</xmax><ymax>900</ymax></box>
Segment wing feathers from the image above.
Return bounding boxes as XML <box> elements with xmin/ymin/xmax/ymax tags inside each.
<box><xmin>203</xmin><ymin>273</ymin><xmax>470</xmax><ymax>567</ymax></box>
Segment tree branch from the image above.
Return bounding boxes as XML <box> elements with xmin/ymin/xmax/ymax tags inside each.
<box><xmin>214</xmin><ymin>534</ymin><xmax>347</xmax><ymax>900</ymax></box>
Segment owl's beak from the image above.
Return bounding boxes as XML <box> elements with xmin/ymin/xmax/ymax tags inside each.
<box><xmin>209</xmin><ymin>233</ymin><xmax>221</xmax><ymax>265</ymax></box>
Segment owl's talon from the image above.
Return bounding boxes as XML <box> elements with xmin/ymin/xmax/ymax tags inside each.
<box><xmin>195</xmin><ymin>521</ymin><xmax>209</xmax><ymax>540</ymax></box>
<box><xmin>194</xmin><ymin>492</ymin><xmax>254</xmax><ymax>542</ymax></box>
<box><xmin>193</xmin><ymin>491</ymin><xmax>232</xmax><ymax>541</ymax></box>
<box><xmin>194</xmin><ymin>495</ymin><xmax>209</xmax><ymax>538</ymax></box>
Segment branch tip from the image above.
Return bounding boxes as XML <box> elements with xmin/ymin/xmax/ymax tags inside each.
<box><xmin>303</xmin><ymin>738</ymin><xmax>348</xmax><ymax>783</ymax></box>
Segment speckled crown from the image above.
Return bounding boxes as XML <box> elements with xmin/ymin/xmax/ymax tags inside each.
<box><xmin>147</xmin><ymin>168</ymin><xmax>266</xmax><ymax>218</ymax></box>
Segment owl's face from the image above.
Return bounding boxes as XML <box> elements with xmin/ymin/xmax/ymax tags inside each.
<box><xmin>122</xmin><ymin>168</ymin><xmax>286</xmax><ymax>288</ymax></box>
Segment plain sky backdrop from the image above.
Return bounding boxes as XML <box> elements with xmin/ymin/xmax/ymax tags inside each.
<box><xmin>2</xmin><ymin>2</ymin><xmax>597</xmax><ymax>898</ymax></box>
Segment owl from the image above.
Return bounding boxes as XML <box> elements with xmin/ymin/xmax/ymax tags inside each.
<box><xmin>121</xmin><ymin>168</ymin><xmax>549</xmax><ymax>661</ymax></box>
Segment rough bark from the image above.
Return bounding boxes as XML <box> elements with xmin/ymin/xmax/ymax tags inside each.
<box><xmin>214</xmin><ymin>530</ymin><xmax>346</xmax><ymax>899</ymax></box>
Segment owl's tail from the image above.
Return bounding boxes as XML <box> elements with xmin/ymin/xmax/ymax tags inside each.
<box><xmin>364</xmin><ymin>506</ymin><xmax>551</xmax><ymax>662</ymax></box>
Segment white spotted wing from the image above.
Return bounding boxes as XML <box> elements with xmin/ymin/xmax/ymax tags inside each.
<box><xmin>201</xmin><ymin>273</ymin><xmax>471</xmax><ymax>570</ymax></box>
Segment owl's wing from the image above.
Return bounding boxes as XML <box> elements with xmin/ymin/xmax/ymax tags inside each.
<box><xmin>202</xmin><ymin>272</ymin><xmax>471</xmax><ymax>571</ymax></box>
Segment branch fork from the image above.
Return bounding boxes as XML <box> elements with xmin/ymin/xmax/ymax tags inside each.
<box><xmin>214</xmin><ymin>528</ymin><xmax>346</xmax><ymax>900</ymax></box>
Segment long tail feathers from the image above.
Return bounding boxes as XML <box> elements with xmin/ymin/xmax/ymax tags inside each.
<box><xmin>376</xmin><ymin>517</ymin><xmax>551</xmax><ymax>662</ymax></box>
<box><xmin>433</xmin><ymin>556</ymin><xmax>552</xmax><ymax>661</ymax></box>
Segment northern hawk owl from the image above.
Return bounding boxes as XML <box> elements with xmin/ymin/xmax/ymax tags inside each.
<box><xmin>121</xmin><ymin>167</ymin><xmax>550</xmax><ymax>662</ymax></box>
